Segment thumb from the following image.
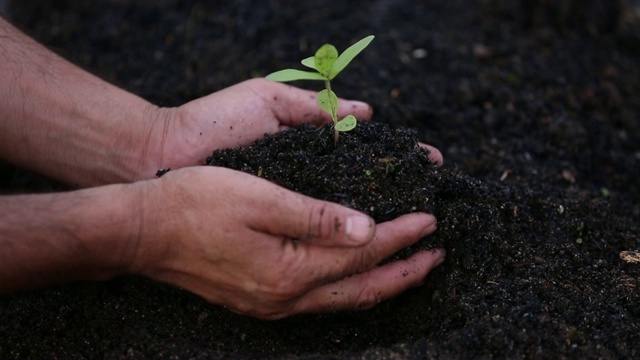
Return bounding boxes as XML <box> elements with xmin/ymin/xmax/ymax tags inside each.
<box><xmin>253</xmin><ymin>185</ymin><xmax>376</xmax><ymax>247</ymax></box>
<box><xmin>255</xmin><ymin>78</ymin><xmax>373</xmax><ymax>127</ymax></box>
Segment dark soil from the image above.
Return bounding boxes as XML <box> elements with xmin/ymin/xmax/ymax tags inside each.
<box><xmin>1</xmin><ymin>1</ymin><xmax>639</xmax><ymax>359</ymax></box>
<box><xmin>207</xmin><ymin>123</ymin><xmax>443</xmax><ymax>228</ymax></box>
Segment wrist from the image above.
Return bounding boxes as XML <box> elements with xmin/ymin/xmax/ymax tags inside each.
<box><xmin>126</xmin><ymin>105</ymin><xmax>179</xmax><ymax>183</ymax></box>
<box><xmin>119</xmin><ymin>177</ymin><xmax>171</xmax><ymax>278</ymax></box>
<box><xmin>0</xmin><ymin>183</ymin><xmax>146</xmax><ymax>291</ymax></box>
<box><xmin>63</xmin><ymin>183</ymin><xmax>148</xmax><ymax>281</ymax></box>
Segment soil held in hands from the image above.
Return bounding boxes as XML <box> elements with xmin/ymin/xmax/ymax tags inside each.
<box><xmin>205</xmin><ymin>120</ymin><xmax>638</xmax><ymax>358</ymax></box>
<box><xmin>1</xmin><ymin>0</ymin><xmax>638</xmax><ymax>359</ymax></box>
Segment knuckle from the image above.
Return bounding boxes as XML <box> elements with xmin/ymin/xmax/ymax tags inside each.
<box><xmin>344</xmin><ymin>248</ymin><xmax>378</xmax><ymax>275</ymax></box>
<box><xmin>306</xmin><ymin>202</ymin><xmax>341</xmax><ymax>241</ymax></box>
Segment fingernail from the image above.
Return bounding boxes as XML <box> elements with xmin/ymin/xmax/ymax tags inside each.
<box><xmin>346</xmin><ymin>215</ymin><xmax>374</xmax><ymax>245</ymax></box>
<box><xmin>421</xmin><ymin>214</ymin><xmax>437</xmax><ymax>237</ymax></box>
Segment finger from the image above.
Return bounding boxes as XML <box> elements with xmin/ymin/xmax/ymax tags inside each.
<box><xmin>292</xmin><ymin>248</ymin><xmax>446</xmax><ymax>314</ymax></box>
<box><xmin>250</xmin><ymin>184</ymin><xmax>376</xmax><ymax>247</ymax></box>
<box><xmin>336</xmin><ymin>98</ymin><xmax>373</xmax><ymax>122</ymax></box>
<box><xmin>291</xmin><ymin>213</ymin><xmax>438</xmax><ymax>290</ymax></box>
<box><xmin>418</xmin><ymin>142</ymin><xmax>444</xmax><ymax>166</ymax></box>
<box><xmin>257</xmin><ymin>78</ymin><xmax>373</xmax><ymax>126</ymax></box>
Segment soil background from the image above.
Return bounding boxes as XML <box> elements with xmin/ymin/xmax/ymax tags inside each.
<box><xmin>1</xmin><ymin>1</ymin><xmax>639</xmax><ymax>359</ymax></box>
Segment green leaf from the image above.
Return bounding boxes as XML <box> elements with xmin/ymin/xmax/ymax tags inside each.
<box><xmin>335</xmin><ymin>114</ymin><xmax>357</xmax><ymax>132</ymax></box>
<box><xmin>329</xmin><ymin>35</ymin><xmax>374</xmax><ymax>80</ymax></box>
<box><xmin>317</xmin><ymin>89</ymin><xmax>338</xmax><ymax>121</ymax></box>
<box><xmin>265</xmin><ymin>69</ymin><xmax>326</xmax><ymax>82</ymax></box>
<box><xmin>300</xmin><ymin>56</ymin><xmax>317</xmax><ymax>70</ymax></box>
<box><xmin>314</xmin><ymin>44</ymin><xmax>338</xmax><ymax>77</ymax></box>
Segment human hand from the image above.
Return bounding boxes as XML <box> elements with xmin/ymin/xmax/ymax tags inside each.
<box><xmin>138</xmin><ymin>78</ymin><xmax>443</xmax><ymax>179</ymax></box>
<box><xmin>138</xmin><ymin>78</ymin><xmax>371</xmax><ymax>178</ymax></box>
<box><xmin>128</xmin><ymin>166</ymin><xmax>445</xmax><ymax>319</ymax></box>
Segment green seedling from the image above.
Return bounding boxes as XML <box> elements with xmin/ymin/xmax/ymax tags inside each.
<box><xmin>378</xmin><ymin>157</ymin><xmax>396</xmax><ymax>176</ymax></box>
<box><xmin>266</xmin><ymin>35</ymin><xmax>374</xmax><ymax>145</ymax></box>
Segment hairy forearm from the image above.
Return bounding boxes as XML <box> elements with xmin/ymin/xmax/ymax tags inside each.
<box><xmin>0</xmin><ymin>17</ymin><xmax>165</xmax><ymax>187</ymax></box>
<box><xmin>0</xmin><ymin>184</ymin><xmax>141</xmax><ymax>292</ymax></box>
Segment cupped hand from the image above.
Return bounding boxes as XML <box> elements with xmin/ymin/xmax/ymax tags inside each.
<box><xmin>129</xmin><ymin>166</ymin><xmax>445</xmax><ymax>319</ymax></box>
<box><xmin>139</xmin><ymin>78</ymin><xmax>443</xmax><ymax>179</ymax></box>
<box><xmin>142</xmin><ymin>78</ymin><xmax>372</xmax><ymax>177</ymax></box>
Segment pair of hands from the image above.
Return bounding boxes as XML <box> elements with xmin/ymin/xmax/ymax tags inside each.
<box><xmin>127</xmin><ymin>79</ymin><xmax>445</xmax><ymax>319</ymax></box>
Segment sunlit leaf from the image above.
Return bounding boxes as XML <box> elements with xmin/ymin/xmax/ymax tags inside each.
<box><xmin>329</xmin><ymin>35</ymin><xmax>374</xmax><ymax>80</ymax></box>
<box><xmin>317</xmin><ymin>89</ymin><xmax>338</xmax><ymax>121</ymax></box>
<box><xmin>335</xmin><ymin>114</ymin><xmax>357</xmax><ymax>132</ymax></box>
<box><xmin>314</xmin><ymin>44</ymin><xmax>338</xmax><ymax>77</ymax></box>
<box><xmin>300</xmin><ymin>56</ymin><xmax>317</xmax><ymax>71</ymax></box>
<box><xmin>265</xmin><ymin>69</ymin><xmax>326</xmax><ymax>82</ymax></box>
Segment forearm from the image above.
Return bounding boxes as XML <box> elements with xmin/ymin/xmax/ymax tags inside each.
<box><xmin>0</xmin><ymin>17</ymin><xmax>166</xmax><ymax>187</ymax></box>
<box><xmin>0</xmin><ymin>184</ymin><xmax>142</xmax><ymax>292</ymax></box>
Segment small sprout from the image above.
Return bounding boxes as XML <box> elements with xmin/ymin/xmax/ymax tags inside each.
<box><xmin>377</xmin><ymin>157</ymin><xmax>396</xmax><ymax>176</ymax></box>
<box><xmin>266</xmin><ymin>35</ymin><xmax>375</xmax><ymax>145</ymax></box>
<box><xmin>385</xmin><ymin>163</ymin><xmax>395</xmax><ymax>176</ymax></box>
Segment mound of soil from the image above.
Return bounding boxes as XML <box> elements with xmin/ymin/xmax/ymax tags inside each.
<box><xmin>1</xmin><ymin>1</ymin><xmax>638</xmax><ymax>359</ymax></box>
